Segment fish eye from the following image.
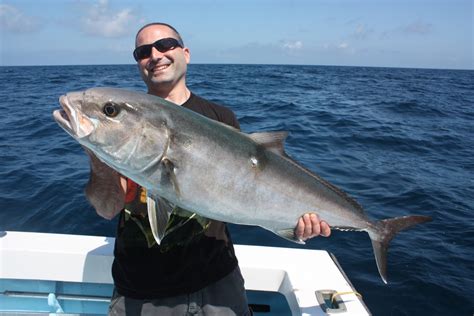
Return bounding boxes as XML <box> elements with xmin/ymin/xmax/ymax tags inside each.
<box><xmin>103</xmin><ymin>102</ymin><xmax>120</xmax><ymax>117</ymax></box>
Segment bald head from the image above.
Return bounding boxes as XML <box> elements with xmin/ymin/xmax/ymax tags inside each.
<box><xmin>135</xmin><ymin>22</ymin><xmax>184</xmax><ymax>47</ymax></box>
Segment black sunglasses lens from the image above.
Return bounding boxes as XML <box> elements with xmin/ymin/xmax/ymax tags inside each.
<box><xmin>133</xmin><ymin>45</ymin><xmax>152</xmax><ymax>61</ymax></box>
<box><xmin>154</xmin><ymin>38</ymin><xmax>181</xmax><ymax>52</ymax></box>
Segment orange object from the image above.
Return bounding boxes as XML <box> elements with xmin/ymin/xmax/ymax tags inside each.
<box><xmin>125</xmin><ymin>178</ymin><xmax>138</xmax><ymax>203</ymax></box>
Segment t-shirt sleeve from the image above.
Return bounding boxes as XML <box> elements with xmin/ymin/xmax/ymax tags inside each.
<box><xmin>225</xmin><ymin>109</ymin><xmax>240</xmax><ymax>130</ymax></box>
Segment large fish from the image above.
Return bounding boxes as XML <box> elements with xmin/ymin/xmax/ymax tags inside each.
<box><xmin>53</xmin><ymin>87</ymin><xmax>431</xmax><ymax>283</ymax></box>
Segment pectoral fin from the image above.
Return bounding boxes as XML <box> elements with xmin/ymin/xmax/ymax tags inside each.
<box><xmin>147</xmin><ymin>195</ymin><xmax>170</xmax><ymax>245</ymax></box>
<box><xmin>276</xmin><ymin>229</ymin><xmax>306</xmax><ymax>245</ymax></box>
<box><xmin>160</xmin><ymin>157</ymin><xmax>180</xmax><ymax>197</ymax></box>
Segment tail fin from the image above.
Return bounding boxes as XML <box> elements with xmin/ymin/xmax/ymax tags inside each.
<box><xmin>369</xmin><ymin>215</ymin><xmax>432</xmax><ymax>284</ymax></box>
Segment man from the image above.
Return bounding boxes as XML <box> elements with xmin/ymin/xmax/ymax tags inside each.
<box><xmin>85</xmin><ymin>22</ymin><xmax>331</xmax><ymax>315</ymax></box>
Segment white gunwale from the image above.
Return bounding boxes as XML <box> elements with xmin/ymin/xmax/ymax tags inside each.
<box><xmin>0</xmin><ymin>231</ymin><xmax>370</xmax><ymax>315</ymax></box>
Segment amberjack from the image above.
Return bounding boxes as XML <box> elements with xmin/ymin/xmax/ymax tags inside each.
<box><xmin>53</xmin><ymin>87</ymin><xmax>432</xmax><ymax>283</ymax></box>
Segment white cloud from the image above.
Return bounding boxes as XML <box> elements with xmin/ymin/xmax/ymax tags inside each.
<box><xmin>351</xmin><ymin>23</ymin><xmax>373</xmax><ymax>40</ymax></box>
<box><xmin>402</xmin><ymin>20</ymin><xmax>433</xmax><ymax>35</ymax></box>
<box><xmin>0</xmin><ymin>4</ymin><xmax>42</xmax><ymax>33</ymax></box>
<box><xmin>81</xmin><ymin>0</ymin><xmax>137</xmax><ymax>38</ymax></box>
<box><xmin>355</xmin><ymin>24</ymin><xmax>365</xmax><ymax>35</ymax></box>
<box><xmin>282</xmin><ymin>40</ymin><xmax>303</xmax><ymax>51</ymax></box>
<box><xmin>320</xmin><ymin>42</ymin><xmax>356</xmax><ymax>55</ymax></box>
<box><xmin>381</xmin><ymin>19</ymin><xmax>433</xmax><ymax>39</ymax></box>
<box><xmin>338</xmin><ymin>42</ymin><xmax>349</xmax><ymax>49</ymax></box>
<box><xmin>321</xmin><ymin>42</ymin><xmax>351</xmax><ymax>51</ymax></box>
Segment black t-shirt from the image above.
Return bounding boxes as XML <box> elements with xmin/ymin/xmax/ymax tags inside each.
<box><xmin>112</xmin><ymin>93</ymin><xmax>240</xmax><ymax>299</ymax></box>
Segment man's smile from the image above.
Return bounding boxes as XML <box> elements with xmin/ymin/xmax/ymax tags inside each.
<box><xmin>152</xmin><ymin>64</ymin><xmax>171</xmax><ymax>72</ymax></box>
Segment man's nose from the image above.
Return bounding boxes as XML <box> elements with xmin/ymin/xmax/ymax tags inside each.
<box><xmin>149</xmin><ymin>46</ymin><xmax>164</xmax><ymax>60</ymax></box>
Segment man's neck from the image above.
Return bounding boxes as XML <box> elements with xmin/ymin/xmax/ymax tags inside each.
<box><xmin>148</xmin><ymin>85</ymin><xmax>191</xmax><ymax>105</ymax></box>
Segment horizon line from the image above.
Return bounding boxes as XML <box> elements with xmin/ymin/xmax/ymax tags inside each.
<box><xmin>0</xmin><ymin>62</ymin><xmax>472</xmax><ymax>72</ymax></box>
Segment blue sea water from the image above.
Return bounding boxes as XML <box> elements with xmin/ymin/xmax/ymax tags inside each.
<box><xmin>0</xmin><ymin>64</ymin><xmax>473</xmax><ymax>315</ymax></box>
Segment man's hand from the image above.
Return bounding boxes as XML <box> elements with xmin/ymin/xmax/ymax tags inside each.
<box><xmin>83</xmin><ymin>147</ymin><xmax>126</xmax><ymax>220</ymax></box>
<box><xmin>295</xmin><ymin>213</ymin><xmax>331</xmax><ymax>241</ymax></box>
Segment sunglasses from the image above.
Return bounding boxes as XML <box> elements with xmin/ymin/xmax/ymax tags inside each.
<box><xmin>133</xmin><ymin>38</ymin><xmax>183</xmax><ymax>61</ymax></box>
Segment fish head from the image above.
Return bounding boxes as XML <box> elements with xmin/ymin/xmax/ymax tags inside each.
<box><xmin>53</xmin><ymin>87</ymin><xmax>170</xmax><ymax>175</ymax></box>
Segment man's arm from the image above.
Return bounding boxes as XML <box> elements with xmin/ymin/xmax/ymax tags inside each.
<box><xmin>84</xmin><ymin>149</ymin><xmax>126</xmax><ymax>220</ymax></box>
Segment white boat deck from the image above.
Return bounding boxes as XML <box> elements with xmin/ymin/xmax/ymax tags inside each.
<box><xmin>0</xmin><ymin>231</ymin><xmax>370</xmax><ymax>315</ymax></box>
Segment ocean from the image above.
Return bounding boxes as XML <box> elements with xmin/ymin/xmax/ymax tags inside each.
<box><xmin>0</xmin><ymin>64</ymin><xmax>472</xmax><ymax>315</ymax></box>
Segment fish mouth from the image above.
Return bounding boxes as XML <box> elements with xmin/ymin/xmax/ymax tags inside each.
<box><xmin>53</xmin><ymin>93</ymin><xmax>94</xmax><ymax>139</ymax></box>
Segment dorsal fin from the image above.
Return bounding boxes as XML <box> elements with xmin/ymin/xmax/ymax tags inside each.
<box><xmin>249</xmin><ymin>131</ymin><xmax>289</xmax><ymax>156</ymax></box>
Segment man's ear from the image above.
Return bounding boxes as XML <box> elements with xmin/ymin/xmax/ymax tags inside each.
<box><xmin>184</xmin><ymin>47</ymin><xmax>191</xmax><ymax>64</ymax></box>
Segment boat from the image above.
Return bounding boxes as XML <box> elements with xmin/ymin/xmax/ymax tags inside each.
<box><xmin>0</xmin><ymin>231</ymin><xmax>371</xmax><ymax>315</ymax></box>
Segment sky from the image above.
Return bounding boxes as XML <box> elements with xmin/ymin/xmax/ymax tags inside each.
<box><xmin>0</xmin><ymin>0</ymin><xmax>473</xmax><ymax>69</ymax></box>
